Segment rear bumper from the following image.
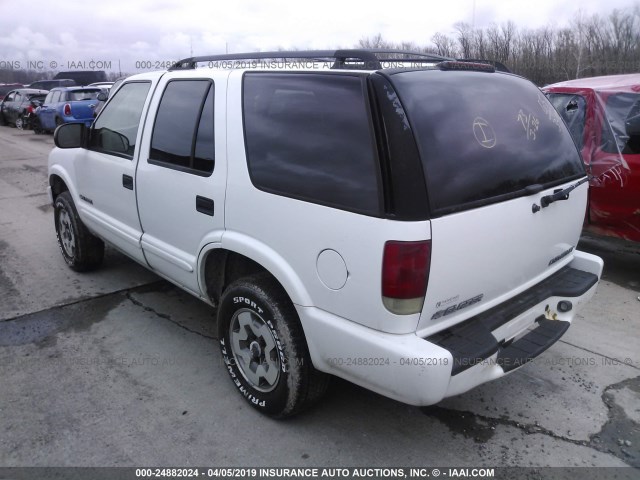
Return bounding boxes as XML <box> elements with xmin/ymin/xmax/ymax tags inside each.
<box><xmin>299</xmin><ymin>250</ymin><xmax>603</xmax><ymax>406</ymax></box>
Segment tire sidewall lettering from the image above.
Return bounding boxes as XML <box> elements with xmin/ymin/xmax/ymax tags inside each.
<box><xmin>220</xmin><ymin>288</ymin><xmax>290</xmax><ymax>413</ymax></box>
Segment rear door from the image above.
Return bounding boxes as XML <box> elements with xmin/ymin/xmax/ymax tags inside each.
<box><xmin>135</xmin><ymin>71</ymin><xmax>228</xmax><ymax>297</ymax></box>
<box><xmin>386</xmin><ymin>70</ymin><xmax>588</xmax><ymax>335</ymax></box>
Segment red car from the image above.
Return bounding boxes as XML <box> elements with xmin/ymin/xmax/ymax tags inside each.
<box><xmin>544</xmin><ymin>74</ymin><xmax>640</xmax><ymax>242</ymax></box>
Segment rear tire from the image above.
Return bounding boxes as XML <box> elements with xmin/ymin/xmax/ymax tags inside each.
<box><xmin>218</xmin><ymin>274</ymin><xmax>329</xmax><ymax>418</ymax></box>
<box><xmin>32</xmin><ymin>117</ymin><xmax>43</xmax><ymax>134</ymax></box>
<box><xmin>15</xmin><ymin>115</ymin><xmax>24</xmax><ymax>130</ymax></box>
<box><xmin>54</xmin><ymin>191</ymin><xmax>104</xmax><ymax>272</ymax></box>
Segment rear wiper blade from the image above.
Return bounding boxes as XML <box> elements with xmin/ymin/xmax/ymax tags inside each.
<box><xmin>540</xmin><ymin>177</ymin><xmax>589</xmax><ymax>208</ymax></box>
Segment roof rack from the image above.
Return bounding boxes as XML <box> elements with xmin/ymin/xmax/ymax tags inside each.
<box><xmin>168</xmin><ymin>49</ymin><xmax>453</xmax><ymax>71</ymax></box>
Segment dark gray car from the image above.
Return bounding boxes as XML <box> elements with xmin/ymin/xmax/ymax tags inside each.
<box><xmin>0</xmin><ymin>88</ymin><xmax>49</xmax><ymax>129</ymax></box>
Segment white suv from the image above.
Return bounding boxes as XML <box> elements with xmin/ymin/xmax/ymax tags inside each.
<box><xmin>47</xmin><ymin>50</ymin><xmax>603</xmax><ymax>417</ymax></box>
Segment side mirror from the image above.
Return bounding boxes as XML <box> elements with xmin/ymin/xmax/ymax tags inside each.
<box><xmin>54</xmin><ymin>123</ymin><xmax>86</xmax><ymax>149</ymax></box>
<box><xmin>97</xmin><ymin>92</ymin><xmax>108</xmax><ymax>102</ymax></box>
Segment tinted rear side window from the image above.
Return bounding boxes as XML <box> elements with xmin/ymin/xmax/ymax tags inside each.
<box><xmin>149</xmin><ymin>80</ymin><xmax>214</xmax><ymax>175</ymax></box>
<box><xmin>243</xmin><ymin>73</ymin><xmax>380</xmax><ymax>215</ymax></box>
<box><xmin>390</xmin><ymin>70</ymin><xmax>585</xmax><ymax>215</ymax></box>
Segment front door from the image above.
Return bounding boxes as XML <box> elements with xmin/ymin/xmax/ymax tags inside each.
<box><xmin>73</xmin><ymin>80</ymin><xmax>156</xmax><ymax>264</ymax></box>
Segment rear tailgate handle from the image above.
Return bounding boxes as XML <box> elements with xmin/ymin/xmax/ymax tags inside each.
<box><xmin>196</xmin><ymin>196</ymin><xmax>214</xmax><ymax>216</ymax></box>
<box><xmin>122</xmin><ymin>174</ymin><xmax>134</xmax><ymax>190</ymax></box>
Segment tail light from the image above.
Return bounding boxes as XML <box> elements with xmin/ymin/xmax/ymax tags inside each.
<box><xmin>63</xmin><ymin>103</ymin><xmax>71</xmax><ymax>116</ymax></box>
<box><xmin>26</xmin><ymin>105</ymin><xmax>33</xmax><ymax>114</ymax></box>
<box><xmin>382</xmin><ymin>240</ymin><xmax>431</xmax><ymax>315</ymax></box>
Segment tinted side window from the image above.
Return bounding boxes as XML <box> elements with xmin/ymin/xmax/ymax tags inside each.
<box><xmin>89</xmin><ymin>81</ymin><xmax>151</xmax><ymax>159</ymax></box>
<box><xmin>149</xmin><ymin>80</ymin><xmax>214</xmax><ymax>175</ymax></box>
<box><xmin>243</xmin><ymin>73</ymin><xmax>380</xmax><ymax>215</ymax></box>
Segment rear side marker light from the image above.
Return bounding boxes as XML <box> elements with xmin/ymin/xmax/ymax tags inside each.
<box><xmin>63</xmin><ymin>103</ymin><xmax>71</xmax><ymax>116</ymax></box>
<box><xmin>382</xmin><ymin>240</ymin><xmax>431</xmax><ymax>315</ymax></box>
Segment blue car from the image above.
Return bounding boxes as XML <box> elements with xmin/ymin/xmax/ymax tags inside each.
<box><xmin>36</xmin><ymin>86</ymin><xmax>103</xmax><ymax>132</ymax></box>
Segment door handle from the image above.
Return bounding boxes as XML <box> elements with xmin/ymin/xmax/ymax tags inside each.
<box><xmin>196</xmin><ymin>196</ymin><xmax>214</xmax><ymax>216</ymax></box>
<box><xmin>122</xmin><ymin>174</ymin><xmax>134</xmax><ymax>190</ymax></box>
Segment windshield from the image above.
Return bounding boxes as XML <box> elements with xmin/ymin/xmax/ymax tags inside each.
<box><xmin>388</xmin><ymin>70</ymin><xmax>585</xmax><ymax>215</ymax></box>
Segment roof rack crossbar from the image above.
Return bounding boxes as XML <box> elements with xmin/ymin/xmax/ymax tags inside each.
<box><xmin>168</xmin><ymin>49</ymin><xmax>453</xmax><ymax>71</ymax></box>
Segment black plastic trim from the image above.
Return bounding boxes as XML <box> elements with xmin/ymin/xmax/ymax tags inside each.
<box><xmin>368</xmin><ymin>74</ymin><xmax>430</xmax><ymax>220</ymax></box>
<box><xmin>498</xmin><ymin>318</ymin><xmax>570</xmax><ymax>373</ymax></box>
<box><xmin>428</xmin><ymin>266</ymin><xmax>598</xmax><ymax>376</ymax></box>
<box><xmin>122</xmin><ymin>174</ymin><xmax>133</xmax><ymax>190</ymax></box>
<box><xmin>195</xmin><ymin>195</ymin><xmax>214</xmax><ymax>216</ymax></box>
<box><xmin>170</xmin><ymin>49</ymin><xmax>453</xmax><ymax>71</ymax></box>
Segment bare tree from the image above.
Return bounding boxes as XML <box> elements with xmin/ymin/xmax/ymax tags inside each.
<box><xmin>358</xmin><ymin>33</ymin><xmax>391</xmax><ymax>49</ymax></box>
<box><xmin>431</xmin><ymin>32</ymin><xmax>459</xmax><ymax>57</ymax></box>
<box><xmin>454</xmin><ymin>22</ymin><xmax>474</xmax><ymax>58</ymax></box>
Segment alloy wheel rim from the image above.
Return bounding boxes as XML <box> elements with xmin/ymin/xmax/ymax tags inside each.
<box><xmin>229</xmin><ymin>308</ymin><xmax>281</xmax><ymax>392</ymax></box>
<box><xmin>58</xmin><ymin>209</ymin><xmax>75</xmax><ymax>258</ymax></box>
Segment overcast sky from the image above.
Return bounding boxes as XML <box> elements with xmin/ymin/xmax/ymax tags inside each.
<box><xmin>0</xmin><ymin>0</ymin><xmax>637</xmax><ymax>74</ymax></box>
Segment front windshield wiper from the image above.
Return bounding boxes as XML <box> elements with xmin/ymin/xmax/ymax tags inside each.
<box><xmin>531</xmin><ymin>177</ymin><xmax>589</xmax><ymax>213</ymax></box>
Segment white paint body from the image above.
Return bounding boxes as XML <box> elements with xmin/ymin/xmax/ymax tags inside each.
<box><xmin>48</xmin><ymin>66</ymin><xmax>604</xmax><ymax>406</ymax></box>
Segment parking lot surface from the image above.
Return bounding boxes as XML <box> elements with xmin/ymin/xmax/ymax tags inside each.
<box><xmin>0</xmin><ymin>127</ymin><xmax>638</xmax><ymax>472</ymax></box>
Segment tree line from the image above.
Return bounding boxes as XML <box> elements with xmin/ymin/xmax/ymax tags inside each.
<box><xmin>2</xmin><ymin>5</ymin><xmax>639</xmax><ymax>86</ymax></box>
<box><xmin>359</xmin><ymin>4</ymin><xmax>640</xmax><ymax>85</ymax></box>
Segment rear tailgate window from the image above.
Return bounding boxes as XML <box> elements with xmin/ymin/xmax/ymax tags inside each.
<box><xmin>388</xmin><ymin>70</ymin><xmax>585</xmax><ymax>216</ymax></box>
<box><xmin>68</xmin><ymin>89</ymin><xmax>101</xmax><ymax>101</ymax></box>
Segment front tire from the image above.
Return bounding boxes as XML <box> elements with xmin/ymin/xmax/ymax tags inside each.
<box><xmin>218</xmin><ymin>274</ymin><xmax>329</xmax><ymax>417</ymax></box>
<box><xmin>54</xmin><ymin>192</ymin><xmax>104</xmax><ymax>271</ymax></box>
